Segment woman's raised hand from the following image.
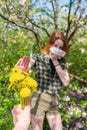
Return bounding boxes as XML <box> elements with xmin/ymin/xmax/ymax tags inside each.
<box><xmin>15</xmin><ymin>56</ymin><xmax>30</xmax><ymax>72</ymax></box>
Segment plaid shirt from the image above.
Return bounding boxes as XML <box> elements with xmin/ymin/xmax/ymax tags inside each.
<box><xmin>32</xmin><ymin>54</ymin><xmax>66</xmax><ymax>94</ymax></box>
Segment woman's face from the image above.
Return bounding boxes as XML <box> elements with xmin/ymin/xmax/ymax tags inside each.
<box><xmin>53</xmin><ymin>39</ymin><xmax>64</xmax><ymax>50</ymax></box>
<box><xmin>49</xmin><ymin>39</ymin><xmax>64</xmax><ymax>59</ymax></box>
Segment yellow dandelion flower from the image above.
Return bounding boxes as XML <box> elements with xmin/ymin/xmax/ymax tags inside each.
<box><xmin>25</xmin><ymin>77</ymin><xmax>38</xmax><ymax>88</ymax></box>
<box><xmin>9</xmin><ymin>72</ymin><xmax>25</xmax><ymax>83</ymax></box>
<box><xmin>17</xmin><ymin>81</ymin><xmax>27</xmax><ymax>88</ymax></box>
<box><xmin>21</xmin><ymin>71</ymin><xmax>28</xmax><ymax>76</ymax></box>
<box><xmin>12</xmin><ymin>67</ymin><xmax>28</xmax><ymax>76</ymax></box>
<box><xmin>20</xmin><ymin>87</ymin><xmax>31</xmax><ymax>98</ymax></box>
<box><xmin>11</xmin><ymin>67</ymin><xmax>21</xmax><ymax>73</ymax></box>
<box><xmin>31</xmin><ymin>86</ymin><xmax>37</xmax><ymax>91</ymax></box>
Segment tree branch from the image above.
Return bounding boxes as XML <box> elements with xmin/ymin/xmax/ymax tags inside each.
<box><xmin>66</xmin><ymin>0</ymin><xmax>72</xmax><ymax>38</ymax></box>
<box><xmin>0</xmin><ymin>13</ymin><xmax>42</xmax><ymax>52</ymax></box>
<box><xmin>51</xmin><ymin>0</ymin><xmax>58</xmax><ymax>30</ymax></box>
<box><xmin>26</xmin><ymin>15</ymin><xmax>50</xmax><ymax>37</ymax></box>
<box><xmin>74</xmin><ymin>0</ymin><xmax>81</xmax><ymax>15</ymax></box>
<box><xmin>69</xmin><ymin>73</ymin><xmax>87</xmax><ymax>84</ymax></box>
<box><xmin>0</xmin><ymin>38</ymin><xmax>20</xmax><ymax>57</ymax></box>
<box><xmin>68</xmin><ymin>24</ymin><xmax>80</xmax><ymax>45</ymax></box>
<box><xmin>68</xmin><ymin>7</ymin><xmax>84</xmax><ymax>44</ymax></box>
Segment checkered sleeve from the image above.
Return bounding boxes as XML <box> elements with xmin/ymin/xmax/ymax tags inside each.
<box><xmin>31</xmin><ymin>54</ymin><xmax>42</xmax><ymax>67</ymax></box>
<box><xmin>32</xmin><ymin>54</ymin><xmax>38</xmax><ymax>61</ymax></box>
<box><xmin>59</xmin><ymin>58</ymin><xmax>67</xmax><ymax>70</ymax></box>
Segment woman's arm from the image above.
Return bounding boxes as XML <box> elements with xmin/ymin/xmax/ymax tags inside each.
<box><xmin>52</xmin><ymin>59</ymin><xmax>70</xmax><ymax>87</ymax></box>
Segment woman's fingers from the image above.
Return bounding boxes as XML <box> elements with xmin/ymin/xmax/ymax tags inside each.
<box><xmin>22</xmin><ymin>56</ymin><xmax>30</xmax><ymax>68</ymax></box>
<box><xmin>15</xmin><ymin>58</ymin><xmax>23</xmax><ymax>67</ymax></box>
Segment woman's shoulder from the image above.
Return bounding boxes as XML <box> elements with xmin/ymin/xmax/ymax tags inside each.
<box><xmin>32</xmin><ymin>53</ymin><xmax>46</xmax><ymax>61</ymax></box>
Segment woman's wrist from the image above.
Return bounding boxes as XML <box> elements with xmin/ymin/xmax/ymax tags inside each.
<box><xmin>52</xmin><ymin>60</ymin><xmax>60</xmax><ymax>67</ymax></box>
<box><xmin>54</xmin><ymin>63</ymin><xmax>60</xmax><ymax>67</ymax></box>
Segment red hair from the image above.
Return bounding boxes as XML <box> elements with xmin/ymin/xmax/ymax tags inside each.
<box><xmin>43</xmin><ymin>31</ymin><xmax>69</xmax><ymax>55</ymax></box>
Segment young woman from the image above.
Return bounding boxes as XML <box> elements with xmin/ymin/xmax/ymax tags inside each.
<box><xmin>12</xmin><ymin>30</ymin><xmax>69</xmax><ymax>130</ymax></box>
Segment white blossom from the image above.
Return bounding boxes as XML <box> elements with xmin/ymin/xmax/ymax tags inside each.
<box><xmin>80</xmin><ymin>48</ymin><xmax>85</xmax><ymax>54</ymax></box>
<box><xmin>82</xmin><ymin>112</ymin><xmax>87</xmax><ymax>117</ymax></box>
<box><xmin>19</xmin><ymin>0</ymin><xmax>26</xmax><ymax>5</ymax></box>
<box><xmin>63</xmin><ymin>96</ymin><xmax>70</xmax><ymax>101</ymax></box>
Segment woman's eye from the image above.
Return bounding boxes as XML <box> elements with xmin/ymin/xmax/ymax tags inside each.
<box><xmin>54</xmin><ymin>45</ymin><xmax>57</xmax><ymax>47</ymax></box>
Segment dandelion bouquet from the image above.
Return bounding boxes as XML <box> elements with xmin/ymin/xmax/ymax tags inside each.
<box><xmin>8</xmin><ymin>67</ymin><xmax>38</xmax><ymax>109</ymax></box>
